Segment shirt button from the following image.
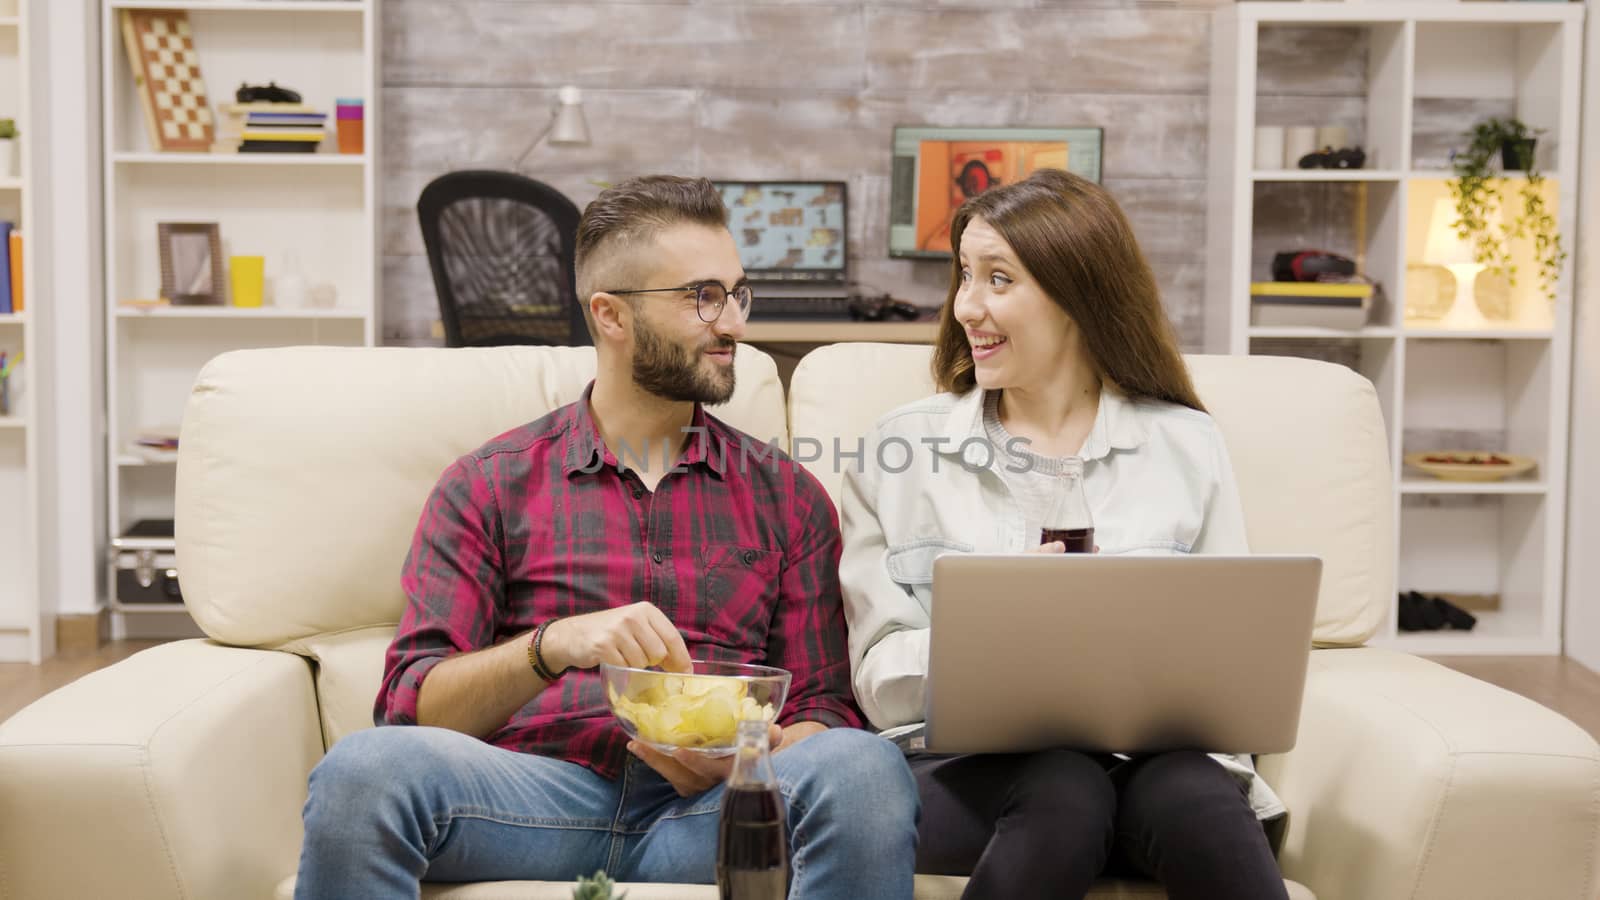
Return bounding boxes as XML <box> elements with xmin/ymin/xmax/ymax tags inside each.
<box><xmin>652</xmin><ymin>551</ymin><xmax>664</xmax><ymax>564</ymax></box>
<box><xmin>742</xmin><ymin>550</ymin><xmax>757</xmax><ymax>565</ymax></box>
<box><xmin>631</xmin><ymin>488</ymin><xmax>642</xmax><ymax>499</ymax></box>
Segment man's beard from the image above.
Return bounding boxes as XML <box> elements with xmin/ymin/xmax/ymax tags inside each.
<box><xmin>632</xmin><ymin>316</ymin><xmax>737</xmax><ymax>404</ymax></box>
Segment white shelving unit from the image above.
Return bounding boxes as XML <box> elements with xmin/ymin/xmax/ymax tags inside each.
<box><xmin>113</xmin><ymin>151</ymin><xmax>368</xmax><ymax>167</ymax></box>
<box><xmin>100</xmin><ymin>0</ymin><xmax>378</xmax><ymax>628</ymax></box>
<box><xmin>0</xmin><ymin>0</ymin><xmax>40</xmax><ymax>662</ymax></box>
<box><xmin>1208</xmin><ymin>2</ymin><xmax>1583</xmax><ymax>655</ymax></box>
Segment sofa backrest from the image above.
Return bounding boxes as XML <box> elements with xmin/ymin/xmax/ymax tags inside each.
<box><xmin>787</xmin><ymin>344</ymin><xmax>1391</xmax><ymax>647</ymax></box>
<box><xmin>176</xmin><ymin>341</ymin><xmax>1389</xmax><ymax>744</ymax></box>
<box><xmin>175</xmin><ymin>345</ymin><xmax>787</xmax><ymax>649</ymax></box>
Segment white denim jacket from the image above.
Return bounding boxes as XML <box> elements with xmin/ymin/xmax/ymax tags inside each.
<box><xmin>838</xmin><ymin>386</ymin><xmax>1287</xmax><ymax>825</ymax></box>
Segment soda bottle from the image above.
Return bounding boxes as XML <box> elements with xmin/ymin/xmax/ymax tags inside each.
<box><xmin>717</xmin><ymin>719</ymin><xmax>788</xmax><ymax>900</ymax></box>
<box><xmin>1040</xmin><ymin>458</ymin><xmax>1095</xmax><ymax>552</ymax></box>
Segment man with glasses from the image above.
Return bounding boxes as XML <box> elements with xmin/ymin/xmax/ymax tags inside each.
<box><xmin>295</xmin><ymin>175</ymin><xmax>918</xmax><ymax>900</ymax></box>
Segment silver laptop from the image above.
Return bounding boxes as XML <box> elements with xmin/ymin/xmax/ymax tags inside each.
<box><xmin>925</xmin><ymin>554</ymin><xmax>1321</xmax><ymax>756</ymax></box>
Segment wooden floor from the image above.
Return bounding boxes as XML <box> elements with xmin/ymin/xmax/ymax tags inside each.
<box><xmin>1</xmin><ymin>641</ymin><xmax>1598</xmax><ymax>743</ymax></box>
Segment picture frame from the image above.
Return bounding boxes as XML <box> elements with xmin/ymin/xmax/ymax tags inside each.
<box><xmin>158</xmin><ymin>222</ymin><xmax>224</xmax><ymax>305</ymax></box>
<box><xmin>887</xmin><ymin>125</ymin><xmax>1104</xmax><ymax>260</ymax></box>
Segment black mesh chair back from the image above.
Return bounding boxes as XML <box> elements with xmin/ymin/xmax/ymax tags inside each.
<box><xmin>417</xmin><ymin>170</ymin><xmax>591</xmax><ymax>347</ymax></box>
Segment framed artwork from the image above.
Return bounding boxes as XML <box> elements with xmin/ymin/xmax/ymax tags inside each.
<box><xmin>120</xmin><ymin>9</ymin><xmax>216</xmax><ymax>152</ymax></box>
<box><xmin>888</xmin><ymin>125</ymin><xmax>1104</xmax><ymax>259</ymax></box>
<box><xmin>158</xmin><ymin>222</ymin><xmax>224</xmax><ymax>305</ymax></box>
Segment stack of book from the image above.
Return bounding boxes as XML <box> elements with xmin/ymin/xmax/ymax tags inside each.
<box><xmin>1249</xmin><ymin>281</ymin><xmax>1374</xmax><ymax>330</ymax></box>
<box><xmin>0</xmin><ymin>221</ymin><xmax>21</xmax><ymax>314</ymax></box>
<box><xmin>215</xmin><ymin>102</ymin><xmax>328</xmax><ymax>153</ymax></box>
<box><xmin>130</xmin><ymin>427</ymin><xmax>181</xmax><ymax>463</ymax></box>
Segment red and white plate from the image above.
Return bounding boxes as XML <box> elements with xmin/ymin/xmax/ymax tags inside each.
<box><xmin>1404</xmin><ymin>451</ymin><xmax>1537</xmax><ymax>482</ymax></box>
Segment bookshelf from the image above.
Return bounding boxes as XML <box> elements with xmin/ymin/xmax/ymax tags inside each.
<box><xmin>100</xmin><ymin>0</ymin><xmax>378</xmax><ymax>631</ymax></box>
<box><xmin>1207</xmin><ymin>3</ymin><xmax>1583</xmax><ymax>655</ymax></box>
<box><xmin>0</xmin><ymin>0</ymin><xmax>37</xmax><ymax>662</ymax></box>
<box><xmin>113</xmin><ymin>151</ymin><xmax>368</xmax><ymax>167</ymax></box>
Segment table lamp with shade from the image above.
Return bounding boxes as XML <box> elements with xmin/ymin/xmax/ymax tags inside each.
<box><xmin>1422</xmin><ymin>196</ymin><xmax>1497</xmax><ymax>329</ymax></box>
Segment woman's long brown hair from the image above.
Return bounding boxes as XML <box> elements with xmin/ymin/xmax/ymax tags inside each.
<box><xmin>930</xmin><ymin>168</ymin><xmax>1204</xmax><ymax>412</ymax></box>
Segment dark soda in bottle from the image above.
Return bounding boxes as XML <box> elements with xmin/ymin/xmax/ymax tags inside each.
<box><xmin>1041</xmin><ymin>459</ymin><xmax>1095</xmax><ymax>553</ymax></box>
<box><xmin>1039</xmin><ymin>526</ymin><xmax>1095</xmax><ymax>553</ymax></box>
<box><xmin>717</xmin><ymin>719</ymin><xmax>788</xmax><ymax>900</ymax></box>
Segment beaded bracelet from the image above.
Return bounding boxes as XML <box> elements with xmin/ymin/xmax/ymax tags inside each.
<box><xmin>527</xmin><ymin>619</ymin><xmax>566</xmax><ymax>683</ymax></box>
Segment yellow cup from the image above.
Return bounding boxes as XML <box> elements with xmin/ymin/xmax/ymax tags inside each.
<box><xmin>230</xmin><ymin>255</ymin><xmax>265</xmax><ymax>308</ymax></box>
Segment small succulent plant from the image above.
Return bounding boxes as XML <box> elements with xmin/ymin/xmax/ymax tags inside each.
<box><xmin>572</xmin><ymin>870</ymin><xmax>627</xmax><ymax>900</ymax></box>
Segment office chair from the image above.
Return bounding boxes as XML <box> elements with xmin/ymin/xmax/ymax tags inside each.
<box><xmin>417</xmin><ymin>170</ymin><xmax>591</xmax><ymax>347</ymax></box>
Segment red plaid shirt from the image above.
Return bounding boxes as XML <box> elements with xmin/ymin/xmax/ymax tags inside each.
<box><xmin>377</xmin><ymin>384</ymin><xmax>863</xmax><ymax>780</ymax></box>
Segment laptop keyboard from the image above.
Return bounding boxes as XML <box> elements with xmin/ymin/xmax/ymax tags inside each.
<box><xmin>747</xmin><ymin>295</ymin><xmax>854</xmax><ymax>321</ymax></box>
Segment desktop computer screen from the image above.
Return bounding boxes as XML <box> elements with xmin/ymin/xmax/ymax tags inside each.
<box><xmin>713</xmin><ymin>181</ymin><xmax>848</xmax><ymax>284</ymax></box>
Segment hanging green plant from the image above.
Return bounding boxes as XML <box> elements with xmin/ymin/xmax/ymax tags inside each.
<box><xmin>1448</xmin><ymin>117</ymin><xmax>1566</xmax><ymax>305</ymax></box>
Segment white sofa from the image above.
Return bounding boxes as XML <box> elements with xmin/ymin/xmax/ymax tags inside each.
<box><xmin>1</xmin><ymin>343</ymin><xmax>1596</xmax><ymax>900</ymax></box>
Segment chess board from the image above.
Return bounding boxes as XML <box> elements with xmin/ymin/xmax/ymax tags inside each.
<box><xmin>120</xmin><ymin>9</ymin><xmax>215</xmax><ymax>152</ymax></box>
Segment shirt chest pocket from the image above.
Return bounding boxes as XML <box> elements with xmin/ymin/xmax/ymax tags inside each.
<box><xmin>885</xmin><ymin>538</ymin><xmax>975</xmax><ymax>587</ymax></box>
<box><xmin>696</xmin><ymin>545</ymin><xmax>783</xmax><ymax>649</ymax></box>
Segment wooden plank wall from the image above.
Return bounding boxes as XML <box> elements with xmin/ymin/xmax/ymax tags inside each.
<box><xmin>379</xmin><ymin>3</ymin><xmax>1446</xmax><ymax>351</ymax></box>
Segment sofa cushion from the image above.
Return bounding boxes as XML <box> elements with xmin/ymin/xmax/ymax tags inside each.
<box><xmin>787</xmin><ymin>345</ymin><xmax>1389</xmax><ymax>647</ymax></box>
<box><xmin>279</xmin><ymin>625</ymin><xmax>395</xmax><ymax>748</ymax></box>
<box><xmin>176</xmin><ymin>345</ymin><xmax>787</xmax><ymax>648</ymax></box>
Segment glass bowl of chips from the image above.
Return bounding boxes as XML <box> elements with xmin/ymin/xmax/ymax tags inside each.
<box><xmin>602</xmin><ymin>660</ymin><xmax>790</xmax><ymax>757</ymax></box>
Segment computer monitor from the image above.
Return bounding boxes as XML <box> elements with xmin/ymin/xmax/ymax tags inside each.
<box><xmin>713</xmin><ymin>181</ymin><xmax>848</xmax><ymax>284</ymax></box>
<box><xmin>887</xmin><ymin>125</ymin><xmax>1103</xmax><ymax>260</ymax></box>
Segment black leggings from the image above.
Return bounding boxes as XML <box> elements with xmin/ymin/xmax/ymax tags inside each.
<box><xmin>909</xmin><ymin>749</ymin><xmax>1290</xmax><ymax>900</ymax></box>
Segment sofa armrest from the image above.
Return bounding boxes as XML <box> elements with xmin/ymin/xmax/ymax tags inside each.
<box><xmin>1257</xmin><ymin>647</ymin><xmax>1600</xmax><ymax>900</ymax></box>
<box><xmin>0</xmin><ymin>639</ymin><xmax>325</xmax><ymax>900</ymax></box>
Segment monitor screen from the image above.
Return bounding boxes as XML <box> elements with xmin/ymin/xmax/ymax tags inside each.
<box><xmin>713</xmin><ymin>181</ymin><xmax>848</xmax><ymax>283</ymax></box>
<box><xmin>887</xmin><ymin>126</ymin><xmax>1103</xmax><ymax>259</ymax></box>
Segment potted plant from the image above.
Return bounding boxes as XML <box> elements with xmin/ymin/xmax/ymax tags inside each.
<box><xmin>572</xmin><ymin>870</ymin><xmax>626</xmax><ymax>900</ymax></box>
<box><xmin>1448</xmin><ymin>117</ymin><xmax>1566</xmax><ymax>305</ymax></box>
<box><xmin>0</xmin><ymin>119</ymin><xmax>16</xmax><ymax>179</ymax></box>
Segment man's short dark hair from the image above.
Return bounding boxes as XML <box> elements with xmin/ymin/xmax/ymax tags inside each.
<box><xmin>574</xmin><ymin>176</ymin><xmax>728</xmax><ymax>338</ymax></box>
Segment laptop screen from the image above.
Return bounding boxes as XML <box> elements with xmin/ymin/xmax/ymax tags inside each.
<box><xmin>712</xmin><ymin>181</ymin><xmax>848</xmax><ymax>284</ymax></box>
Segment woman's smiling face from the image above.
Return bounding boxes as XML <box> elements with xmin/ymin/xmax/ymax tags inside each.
<box><xmin>951</xmin><ymin>216</ymin><xmax>1080</xmax><ymax>391</ymax></box>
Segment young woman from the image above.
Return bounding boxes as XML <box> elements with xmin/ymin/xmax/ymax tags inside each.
<box><xmin>839</xmin><ymin>169</ymin><xmax>1290</xmax><ymax>900</ymax></box>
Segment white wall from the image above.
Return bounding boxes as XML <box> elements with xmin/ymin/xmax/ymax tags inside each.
<box><xmin>1565</xmin><ymin>7</ymin><xmax>1600</xmax><ymax>671</ymax></box>
<box><xmin>40</xmin><ymin>0</ymin><xmax>106</xmax><ymax>628</ymax></box>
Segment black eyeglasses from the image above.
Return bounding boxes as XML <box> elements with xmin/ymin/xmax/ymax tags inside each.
<box><xmin>606</xmin><ymin>281</ymin><xmax>754</xmax><ymax>323</ymax></box>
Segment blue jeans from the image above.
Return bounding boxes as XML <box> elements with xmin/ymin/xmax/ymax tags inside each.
<box><xmin>296</xmin><ymin>725</ymin><xmax>919</xmax><ymax>900</ymax></box>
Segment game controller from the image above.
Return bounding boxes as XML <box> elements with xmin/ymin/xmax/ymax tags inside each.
<box><xmin>236</xmin><ymin>82</ymin><xmax>303</xmax><ymax>104</ymax></box>
<box><xmin>1271</xmin><ymin>250</ymin><xmax>1357</xmax><ymax>282</ymax></box>
<box><xmin>1296</xmin><ymin>146</ymin><xmax>1367</xmax><ymax>170</ymax></box>
<box><xmin>848</xmin><ymin>294</ymin><xmax>924</xmax><ymax>322</ymax></box>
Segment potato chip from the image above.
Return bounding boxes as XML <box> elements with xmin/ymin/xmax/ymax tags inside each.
<box><xmin>608</xmin><ymin>675</ymin><xmax>778</xmax><ymax>749</ymax></box>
